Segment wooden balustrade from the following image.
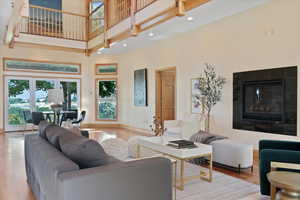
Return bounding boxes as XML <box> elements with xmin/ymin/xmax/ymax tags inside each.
<box><xmin>136</xmin><ymin>0</ymin><xmax>157</xmax><ymax>12</ymax></box>
<box><xmin>17</xmin><ymin>0</ymin><xmax>158</xmax><ymax>42</ymax></box>
<box><xmin>19</xmin><ymin>5</ymin><xmax>87</xmax><ymax>41</ymax></box>
<box><xmin>107</xmin><ymin>0</ymin><xmax>131</xmax><ymax>28</ymax></box>
<box><xmin>106</xmin><ymin>0</ymin><xmax>157</xmax><ymax>28</ymax></box>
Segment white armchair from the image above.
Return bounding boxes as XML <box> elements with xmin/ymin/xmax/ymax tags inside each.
<box><xmin>164</xmin><ymin>120</ymin><xmax>183</xmax><ymax>138</ymax></box>
<box><xmin>164</xmin><ymin>120</ymin><xmax>204</xmax><ymax>139</ymax></box>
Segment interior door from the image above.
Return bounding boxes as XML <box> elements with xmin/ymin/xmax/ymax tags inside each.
<box><xmin>161</xmin><ymin>70</ymin><xmax>176</xmax><ymax>122</ymax></box>
<box><xmin>156</xmin><ymin>68</ymin><xmax>176</xmax><ymax>127</ymax></box>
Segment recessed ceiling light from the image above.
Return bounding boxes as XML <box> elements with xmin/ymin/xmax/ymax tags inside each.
<box><xmin>123</xmin><ymin>43</ymin><xmax>127</xmax><ymax>47</ymax></box>
<box><xmin>148</xmin><ymin>32</ymin><xmax>154</xmax><ymax>37</ymax></box>
<box><xmin>187</xmin><ymin>16</ymin><xmax>194</xmax><ymax>21</ymax></box>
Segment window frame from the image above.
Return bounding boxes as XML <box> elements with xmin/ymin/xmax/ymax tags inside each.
<box><xmin>95</xmin><ymin>78</ymin><xmax>118</xmax><ymax>121</ymax></box>
<box><xmin>3</xmin><ymin>58</ymin><xmax>82</xmax><ymax>75</ymax></box>
<box><xmin>95</xmin><ymin>63</ymin><xmax>118</xmax><ymax>75</ymax></box>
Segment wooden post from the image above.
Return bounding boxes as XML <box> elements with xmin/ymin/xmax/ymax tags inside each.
<box><xmin>104</xmin><ymin>0</ymin><xmax>110</xmax><ymax>48</ymax></box>
<box><xmin>176</xmin><ymin>0</ymin><xmax>186</xmax><ymax>17</ymax></box>
<box><xmin>130</xmin><ymin>0</ymin><xmax>139</xmax><ymax>36</ymax></box>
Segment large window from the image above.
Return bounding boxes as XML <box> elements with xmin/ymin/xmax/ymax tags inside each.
<box><xmin>96</xmin><ymin>79</ymin><xmax>117</xmax><ymax>121</ymax></box>
<box><xmin>3</xmin><ymin>58</ymin><xmax>81</xmax><ymax>74</ymax></box>
<box><xmin>5</xmin><ymin>77</ymin><xmax>80</xmax><ymax>131</ymax></box>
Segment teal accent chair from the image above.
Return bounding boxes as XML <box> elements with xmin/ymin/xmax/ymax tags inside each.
<box><xmin>259</xmin><ymin>140</ymin><xmax>300</xmax><ymax>196</ymax></box>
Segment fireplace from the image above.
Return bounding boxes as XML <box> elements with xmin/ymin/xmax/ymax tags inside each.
<box><xmin>233</xmin><ymin>67</ymin><xmax>297</xmax><ymax>136</ymax></box>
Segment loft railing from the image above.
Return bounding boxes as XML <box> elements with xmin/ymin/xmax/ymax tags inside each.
<box><xmin>107</xmin><ymin>0</ymin><xmax>131</xmax><ymax>28</ymax></box>
<box><xmin>19</xmin><ymin>5</ymin><xmax>87</xmax><ymax>41</ymax></box>
<box><xmin>107</xmin><ymin>0</ymin><xmax>157</xmax><ymax>28</ymax></box>
<box><xmin>15</xmin><ymin>0</ymin><xmax>158</xmax><ymax>43</ymax></box>
<box><xmin>136</xmin><ymin>0</ymin><xmax>157</xmax><ymax>12</ymax></box>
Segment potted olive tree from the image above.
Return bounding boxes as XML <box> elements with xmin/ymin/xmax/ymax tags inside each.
<box><xmin>198</xmin><ymin>63</ymin><xmax>226</xmax><ymax>132</ymax></box>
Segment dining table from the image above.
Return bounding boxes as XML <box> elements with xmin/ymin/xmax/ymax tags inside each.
<box><xmin>42</xmin><ymin>110</ymin><xmax>77</xmax><ymax>125</ymax></box>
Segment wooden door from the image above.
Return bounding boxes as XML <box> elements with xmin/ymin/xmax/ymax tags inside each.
<box><xmin>156</xmin><ymin>69</ymin><xmax>176</xmax><ymax>124</ymax></box>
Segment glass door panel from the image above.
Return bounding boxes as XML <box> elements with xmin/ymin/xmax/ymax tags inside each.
<box><xmin>7</xmin><ymin>79</ymin><xmax>31</xmax><ymax>127</ymax></box>
<box><xmin>4</xmin><ymin>77</ymin><xmax>80</xmax><ymax>132</ymax></box>
<box><xmin>35</xmin><ymin>80</ymin><xmax>55</xmax><ymax>112</ymax></box>
<box><xmin>59</xmin><ymin>81</ymin><xmax>79</xmax><ymax>111</ymax></box>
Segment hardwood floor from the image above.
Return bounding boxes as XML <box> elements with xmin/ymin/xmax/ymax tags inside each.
<box><xmin>0</xmin><ymin>128</ymin><xmax>259</xmax><ymax>200</ymax></box>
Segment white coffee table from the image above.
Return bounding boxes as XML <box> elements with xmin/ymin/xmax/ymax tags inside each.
<box><xmin>137</xmin><ymin>136</ymin><xmax>213</xmax><ymax>190</ymax></box>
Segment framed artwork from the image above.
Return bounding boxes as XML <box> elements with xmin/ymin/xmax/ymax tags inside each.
<box><xmin>191</xmin><ymin>78</ymin><xmax>202</xmax><ymax>113</ymax></box>
<box><xmin>134</xmin><ymin>68</ymin><xmax>148</xmax><ymax>106</ymax></box>
<box><xmin>95</xmin><ymin>63</ymin><xmax>118</xmax><ymax>75</ymax></box>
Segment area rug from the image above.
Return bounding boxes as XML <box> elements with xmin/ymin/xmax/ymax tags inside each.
<box><xmin>101</xmin><ymin>138</ymin><xmax>262</xmax><ymax>200</ymax></box>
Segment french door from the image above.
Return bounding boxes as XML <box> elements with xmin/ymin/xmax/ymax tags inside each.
<box><xmin>4</xmin><ymin>76</ymin><xmax>80</xmax><ymax>132</ymax></box>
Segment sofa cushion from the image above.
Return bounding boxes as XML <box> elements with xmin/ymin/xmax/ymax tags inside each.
<box><xmin>59</xmin><ymin>133</ymin><xmax>110</xmax><ymax>169</ymax></box>
<box><xmin>46</xmin><ymin>125</ymin><xmax>71</xmax><ymax>149</ymax></box>
<box><xmin>38</xmin><ymin>120</ymin><xmax>50</xmax><ymax>139</ymax></box>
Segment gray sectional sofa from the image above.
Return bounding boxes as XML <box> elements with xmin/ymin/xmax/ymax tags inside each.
<box><xmin>25</xmin><ymin>122</ymin><xmax>172</xmax><ymax>200</ymax></box>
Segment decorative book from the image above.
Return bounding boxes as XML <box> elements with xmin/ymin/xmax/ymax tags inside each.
<box><xmin>167</xmin><ymin>140</ymin><xmax>197</xmax><ymax>149</ymax></box>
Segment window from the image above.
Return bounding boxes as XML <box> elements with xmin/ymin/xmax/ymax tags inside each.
<box><xmin>95</xmin><ymin>63</ymin><xmax>118</xmax><ymax>75</ymax></box>
<box><xmin>29</xmin><ymin>0</ymin><xmax>62</xmax><ymax>10</ymax></box>
<box><xmin>5</xmin><ymin>77</ymin><xmax>80</xmax><ymax>131</ymax></box>
<box><xmin>96</xmin><ymin>79</ymin><xmax>118</xmax><ymax>121</ymax></box>
<box><xmin>89</xmin><ymin>0</ymin><xmax>105</xmax><ymax>33</ymax></box>
<box><xmin>3</xmin><ymin>58</ymin><xmax>81</xmax><ymax>74</ymax></box>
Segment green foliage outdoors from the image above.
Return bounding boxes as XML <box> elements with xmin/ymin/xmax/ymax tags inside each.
<box><xmin>99</xmin><ymin>102</ymin><xmax>116</xmax><ymax>119</ymax></box>
<box><xmin>99</xmin><ymin>81</ymin><xmax>116</xmax><ymax>98</ymax></box>
<box><xmin>98</xmin><ymin>81</ymin><xmax>117</xmax><ymax>119</ymax></box>
<box><xmin>8</xmin><ymin>80</ymin><xmax>55</xmax><ymax>97</ymax></box>
<box><xmin>8</xmin><ymin>80</ymin><xmax>78</xmax><ymax>125</ymax></box>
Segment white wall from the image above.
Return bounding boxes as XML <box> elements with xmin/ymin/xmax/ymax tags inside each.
<box><xmin>111</xmin><ymin>0</ymin><xmax>300</xmax><ymax>148</ymax></box>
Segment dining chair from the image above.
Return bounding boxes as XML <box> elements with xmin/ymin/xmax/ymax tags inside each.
<box><xmin>22</xmin><ymin>110</ymin><xmax>34</xmax><ymax>131</ymax></box>
<box><xmin>72</xmin><ymin>110</ymin><xmax>86</xmax><ymax>126</ymax></box>
<box><xmin>32</xmin><ymin>112</ymin><xmax>45</xmax><ymax>126</ymax></box>
<box><xmin>59</xmin><ymin>109</ymin><xmax>78</xmax><ymax>126</ymax></box>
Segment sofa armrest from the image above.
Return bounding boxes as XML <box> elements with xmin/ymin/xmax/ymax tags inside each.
<box><xmin>259</xmin><ymin>140</ymin><xmax>300</xmax><ymax>153</ymax></box>
<box><xmin>57</xmin><ymin>157</ymin><xmax>172</xmax><ymax>200</ymax></box>
<box><xmin>259</xmin><ymin>149</ymin><xmax>300</xmax><ymax>195</ymax></box>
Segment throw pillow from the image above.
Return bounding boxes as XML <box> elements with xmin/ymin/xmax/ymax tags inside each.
<box><xmin>38</xmin><ymin>120</ymin><xmax>50</xmax><ymax>139</ymax></box>
<box><xmin>59</xmin><ymin>133</ymin><xmax>110</xmax><ymax>169</ymax></box>
<box><xmin>46</xmin><ymin>125</ymin><xmax>71</xmax><ymax>149</ymax></box>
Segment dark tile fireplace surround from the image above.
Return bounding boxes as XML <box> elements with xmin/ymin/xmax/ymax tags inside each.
<box><xmin>233</xmin><ymin>66</ymin><xmax>297</xmax><ymax>136</ymax></box>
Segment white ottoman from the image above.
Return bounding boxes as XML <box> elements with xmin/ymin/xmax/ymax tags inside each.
<box><xmin>211</xmin><ymin>139</ymin><xmax>253</xmax><ymax>171</ymax></box>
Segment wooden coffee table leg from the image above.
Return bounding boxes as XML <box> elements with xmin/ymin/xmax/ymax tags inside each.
<box><xmin>270</xmin><ymin>184</ymin><xmax>276</xmax><ymax>200</ymax></box>
<box><xmin>180</xmin><ymin>160</ymin><xmax>184</xmax><ymax>190</ymax></box>
<box><xmin>209</xmin><ymin>153</ymin><xmax>213</xmax><ymax>182</ymax></box>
